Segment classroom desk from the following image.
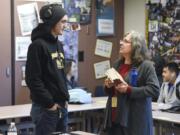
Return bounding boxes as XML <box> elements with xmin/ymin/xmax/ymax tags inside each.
<box><xmin>0</xmin><ymin>97</ymin><xmax>107</xmax><ymax>134</ymax></box>
<box><xmin>152</xmin><ymin>102</ymin><xmax>180</xmax><ymax>124</ymax></box>
<box><xmin>0</xmin><ymin>97</ymin><xmax>107</xmax><ymax>121</ymax></box>
<box><xmin>0</xmin><ymin>97</ymin><xmax>180</xmax><ymax>135</ymax></box>
<box><xmin>152</xmin><ymin>102</ymin><xmax>180</xmax><ymax>135</ymax></box>
<box><xmin>68</xmin><ymin>97</ymin><xmax>107</xmax><ymax>113</ymax></box>
<box><xmin>153</xmin><ymin>111</ymin><xmax>180</xmax><ymax>135</ymax></box>
<box><xmin>71</xmin><ymin>131</ymin><xmax>96</xmax><ymax>135</ymax></box>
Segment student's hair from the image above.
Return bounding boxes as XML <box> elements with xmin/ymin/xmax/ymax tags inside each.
<box><xmin>164</xmin><ymin>62</ymin><xmax>179</xmax><ymax>77</ymax></box>
<box><xmin>119</xmin><ymin>31</ymin><xmax>151</xmax><ymax>66</ymax></box>
<box><xmin>64</xmin><ymin>58</ymin><xmax>76</xmax><ymax>75</ymax></box>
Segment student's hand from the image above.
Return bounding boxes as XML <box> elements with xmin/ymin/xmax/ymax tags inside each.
<box><xmin>104</xmin><ymin>78</ymin><xmax>114</xmax><ymax>88</ymax></box>
<box><xmin>48</xmin><ymin>103</ymin><xmax>60</xmax><ymax>111</ymax></box>
<box><xmin>115</xmin><ymin>83</ymin><xmax>128</xmax><ymax>93</ymax></box>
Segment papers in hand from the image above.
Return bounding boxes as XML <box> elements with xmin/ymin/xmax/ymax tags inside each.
<box><xmin>105</xmin><ymin>68</ymin><xmax>127</xmax><ymax>84</ymax></box>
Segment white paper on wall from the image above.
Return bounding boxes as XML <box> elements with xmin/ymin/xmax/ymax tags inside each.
<box><xmin>17</xmin><ymin>2</ymin><xmax>40</xmax><ymax>36</ymax></box>
<box><xmin>94</xmin><ymin>60</ymin><xmax>110</xmax><ymax>79</ymax></box>
<box><xmin>95</xmin><ymin>39</ymin><xmax>113</xmax><ymax>58</ymax></box>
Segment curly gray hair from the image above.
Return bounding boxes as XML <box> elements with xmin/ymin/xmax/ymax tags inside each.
<box><xmin>120</xmin><ymin>31</ymin><xmax>150</xmax><ymax>66</ymax></box>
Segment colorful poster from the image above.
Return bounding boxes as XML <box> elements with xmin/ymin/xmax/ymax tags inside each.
<box><xmin>59</xmin><ymin>31</ymin><xmax>78</xmax><ymax>60</ymax></box>
<box><xmin>146</xmin><ymin>1</ymin><xmax>180</xmax><ymax>66</ymax></box>
<box><xmin>64</xmin><ymin>0</ymin><xmax>92</xmax><ymax>24</ymax></box>
<box><xmin>96</xmin><ymin>0</ymin><xmax>115</xmax><ymax>36</ymax></box>
<box><xmin>59</xmin><ymin>31</ymin><xmax>79</xmax><ymax>80</ymax></box>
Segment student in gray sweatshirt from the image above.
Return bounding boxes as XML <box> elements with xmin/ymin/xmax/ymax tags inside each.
<box><xmin>157</xmin><ymin>62</ymin><xmax>180</xmax><ymax>109</ymax></box>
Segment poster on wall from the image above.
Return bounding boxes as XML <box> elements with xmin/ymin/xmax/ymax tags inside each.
<box><xmin>96</xmin><ymin>0</ymin><xmax>115</xmax><ymax>36</ymax></box>
<box><xmin>148</xmin><ymin>20</ymin><xmax>158</xmax><ymax>32</ymax></box>
<box><xmin>25</xmin><ymin>0</ymin><xmax>64</xmax><ymax>4</ymax></box>
<box><xmin>17</xmin><ymin>3</ymin><xmax>40</xmax><ymax>36</ymax></box>
<box><xmin>59</xmin><ymin>31</ymin><xmax>79</xmax><ymax>80</ymax></box>
<box><xmin>15</xmin><ymin>36</ymin><xmax>31</xmax><ymax>61</ymax></box>
<box><xmin>175</xmin><ymin>7</ymin><xmax>180</xmax><ymax>23</ymax></box>
<box><xmin>146</xmin><ymin>0</ymin><xmax>180</xmax><ymax>65</ymax></box>
<box><xmin>94</xmin><ymin>60</ymin><xmax>110</xmax><ymax>79</ymax></box>
<box><xmin>95</xmin><ymin>39</ymin><xmax>112</xmax><ymax>58</ymax></box>
<box><xmin>21</xmin><ymin>66</ymin><xmax>26</xmax><ymax>86</ymax></box>
<box><xmin>59</xmin><ymin>31</ymin><xmax>79</xmax><ymax>60</ymax></box>
<box><xmin>64</xmin><ymin>0</ymin><xmax>92</xmax><ymax>24</ymax></box>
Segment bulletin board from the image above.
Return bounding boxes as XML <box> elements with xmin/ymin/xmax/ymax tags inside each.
<box><xmin>146</xmin><ymin>0</ymin><xmax>180</xmax><ymax>65</ymax></box>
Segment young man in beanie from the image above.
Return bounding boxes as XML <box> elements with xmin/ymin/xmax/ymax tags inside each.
<box><xmin>25</xmin><ymin>4</ymin><xmax>69</xmax><ymax>135</ymax></box>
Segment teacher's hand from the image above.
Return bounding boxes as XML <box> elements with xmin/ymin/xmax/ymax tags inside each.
<box><xmin>104</xmin><ymin>78</ymin><xmax>114</xmax><ymax>88</ymax></box>
<box><xmin>115</xmin><ymin>83</ymin><xmax>128</xmax><ymax>93</ymax></box>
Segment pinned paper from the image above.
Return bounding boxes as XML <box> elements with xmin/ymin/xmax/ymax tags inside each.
<box><xmin>95</xmin><ymin>39</ymin><xmax>112</xmax><ymax>58</ymax></box>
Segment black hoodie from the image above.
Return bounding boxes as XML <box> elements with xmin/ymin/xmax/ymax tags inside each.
<box><xmin>25</xmin><ymin>23</ymin><xmax>69</xmax><ymax>108</ymax></box>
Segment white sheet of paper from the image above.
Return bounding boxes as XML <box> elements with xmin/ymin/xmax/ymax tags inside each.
<box><xmin>95</xmin><ymin>39</ymin><xmax>112</xmax><ymax>58</ymax></box>
<box><xmin>148</xmin><ymin>20</ymin><xmax>158</xmax><ymax>32</ymax></box>
<box><xmin>25</xmin><ymin>0</ymin><xmax>64</xmax><ymax>7</ymax></box>
<box><xmin>94</xmin><ymin>60</ymin><xmax>110</xmax><ymax>79</ymax></box>
<box><xmin>98</xmin><ymin>19</ymin><xmax>114</xmax><ymax>34</ymax></box>
<box><xmin>16</xmin><ymin>36</ymin><xmax>31</xmax><ymax>61</ymax></box>
<box><xmin>160</xmin><ymin>0</ymin><xmax>167</xmax><ymax>7</ymax></box>
<box><xmin>17</xmin><ymin>3</ymin><xmax>40</xmax><ymax>36</ymax></box>
<box><xmin>150</xmin><ymin>0</ymin><xmax>160</xmax><ymax>3</ymax></box>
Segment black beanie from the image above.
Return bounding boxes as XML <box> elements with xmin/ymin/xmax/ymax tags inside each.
<box><xmin>40</xmin><ymin>4</ymin><xmax>67</xmax><ymax>28</ymax></box>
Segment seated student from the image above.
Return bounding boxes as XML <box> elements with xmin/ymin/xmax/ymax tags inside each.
<box><xmin>64</xmin><ymin>59</ymin><xmax>78</xmax><ymax>90</ymax></box>
<box><xmin>157</xmin><ymin>62</ymin><xmax>180</xmax><ymax>110</ymax></box>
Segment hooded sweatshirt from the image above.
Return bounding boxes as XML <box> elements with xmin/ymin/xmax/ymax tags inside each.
<box><xmin>158</xmin><ymin>73</ymin><xmax>180</xmax><ymax>108</ymax></box>
<box><xmin>25</xmin><ymin>23</ymin><xmax>69</xmax><ymax>108</ymax></box>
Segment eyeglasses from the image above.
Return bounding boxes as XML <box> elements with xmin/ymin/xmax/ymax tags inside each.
<box><xmin>60</xmin><ymin>20</ymin><xmax>67</xmax><ymax>24</ymax></box>
<box><xmin>120</xmin><ymin>39</ymin><xmax>131</xmax><ymax>44</ymax></box>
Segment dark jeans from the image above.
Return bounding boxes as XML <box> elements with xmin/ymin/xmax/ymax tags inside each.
<box><xmin>31</xmin><ymin>103</ymin><xmax>68</xmax><ymax>135</ymax></box>
<box><xmin>106</xmin><ymin>123</ymin><xmax>128</xmax><ymax>135</ymax></box>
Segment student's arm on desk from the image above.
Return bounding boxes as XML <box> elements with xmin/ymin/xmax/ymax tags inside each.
<box><xmin>152</xmin><ymin>102</ymin><xmax>173</xmax><ymax>111</ymax></box>
<box><xmin>157</xmin><ymin>84</ymin><xmax>165</xmax><ymax>103</ymax></box>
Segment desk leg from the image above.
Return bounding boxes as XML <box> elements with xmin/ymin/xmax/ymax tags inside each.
<box><xmin>154</xmin><ymin>121</ymin><xmax>163</xmax><ymax>135</ymax></box>
<box><xmin>87</xmin><ymin>114</ymin><xmax>91</xmax><ymax>132</ymax></box>
<box><xmin>82</xmin><ymin>112</ymin><xmax>86</xmax><ymax>131</ymax></box>
<box><xmin>159</xmin><ymin>123</ymin><xmax>163</xmax><ymax>135</ymax></box>
<box><xmin>6</xmin><ymin>119</ymin><xmax>12</xmax><ymax>124</ymax></box>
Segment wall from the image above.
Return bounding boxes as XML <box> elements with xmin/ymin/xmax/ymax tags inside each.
<box><xmin>124</xmin><ymin>0</ymin><xmax>146</xmax><ymax>35</ymax></box>
<box><xmin>0</xmin><ymin>0</ymin><xmax>12</xmax><ymax>106</ymax></box>
<box><xmin>14</xmin><ymin>0</ymin><xmax>35</xmax><ymax>104</ymax></box>
<box><xmin>10</xmin><ymin>0</ymin><xmax>124</xmax><ymax>105</ymax></box>
<box><xmin>78</xmin><ymin>0</ymin><xmax>124</xmax><ymax>94</ymax></box>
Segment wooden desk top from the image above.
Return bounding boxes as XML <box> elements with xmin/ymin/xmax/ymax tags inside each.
<box><xmin>71</xmin><ymin>131</ymin><xmax>96</xmax><ymax>135</ymax></box>
<box><xmin>68</xmin><ymin>97</ymin><xmax>107</xmax><ymax>112</ymax></box>
<box><xmin>153</xmin><ymin>111</ymin><xmax>180</xmax><ymax>124</ymax></box>
<box><xmin>0</xmin><ymin>104</ymin><xmax>31</xmax><ymax>120</ymax></box>
<box><xmin>0</xmin><ymin>97</ymin><xmax>107</xmax><ymax>120</ymax></box>
<box><xmin>0</xmin><ymin>97</ymin><xmax>180</xmax><ymax>125</ymax></box>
